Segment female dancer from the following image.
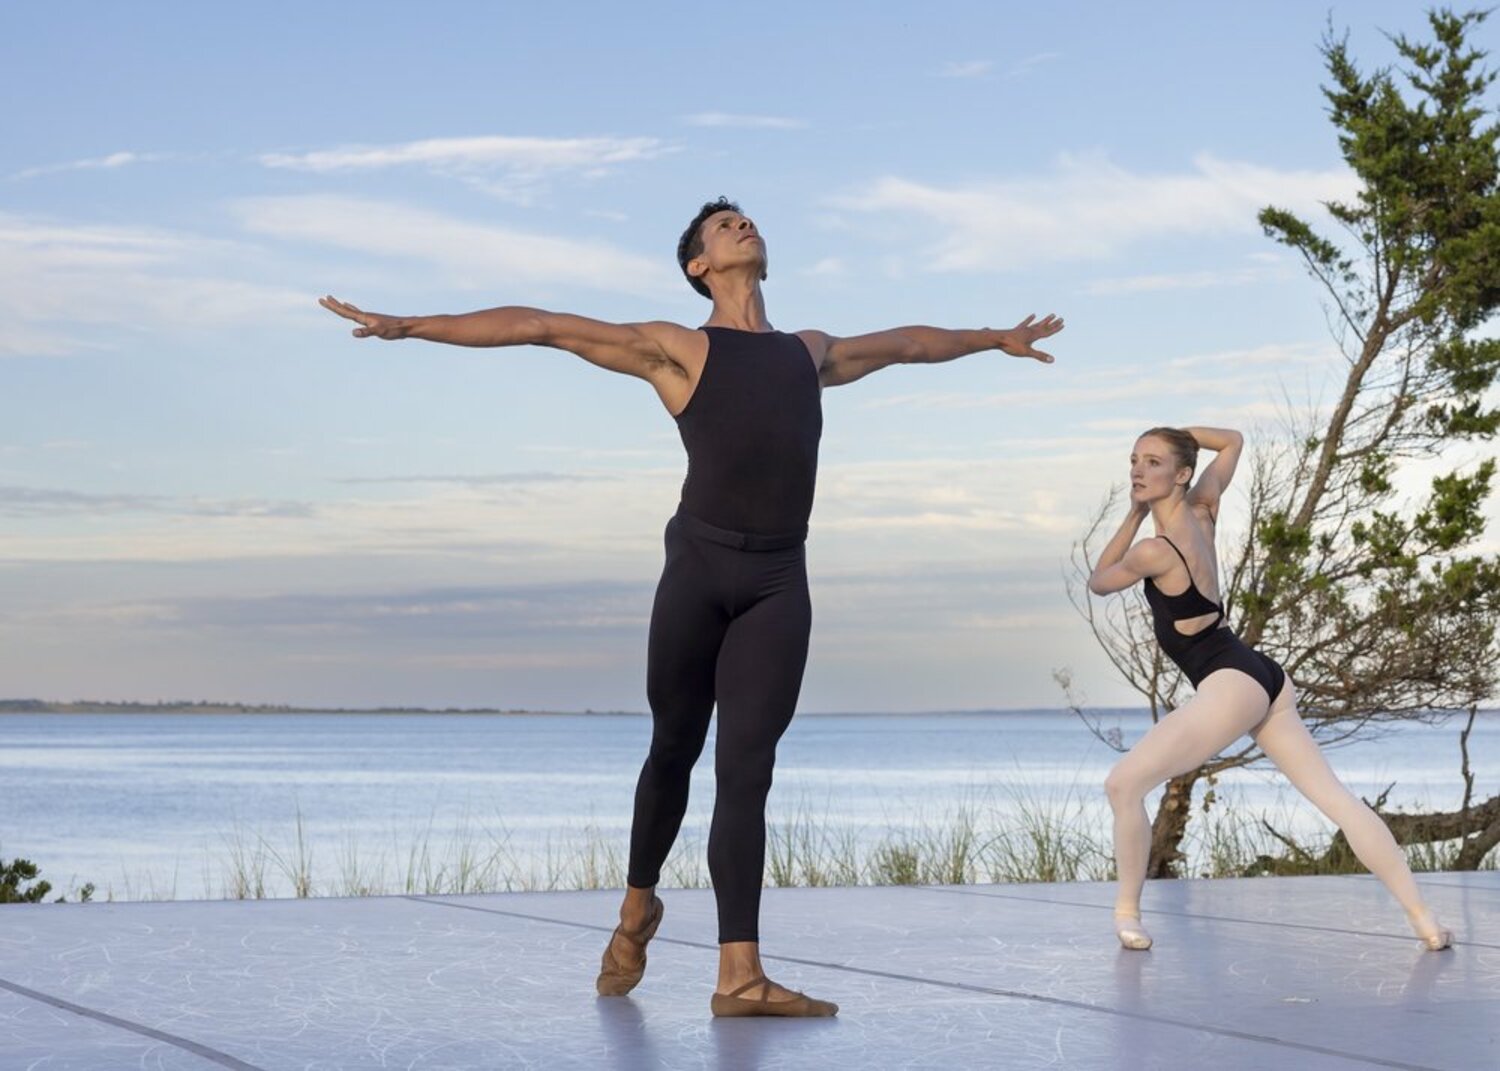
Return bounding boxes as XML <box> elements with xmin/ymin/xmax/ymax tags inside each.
<box><xmin>1088</xmin><ymin>425</ymin><xmax>1452</xmax><ymax>951</ymax></box>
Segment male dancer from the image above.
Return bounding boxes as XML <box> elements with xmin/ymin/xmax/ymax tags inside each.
<box><xmin>322</xmin><ymin>197</ymin><xmax>1062</xmax><ymax>1016</ymax></box>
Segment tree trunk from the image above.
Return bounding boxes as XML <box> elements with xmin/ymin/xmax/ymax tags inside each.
<box><xmin>1148</xmin><ymin>773</ymin><xmax>1198</xmax><ymax>878</ymax></box>
<box><xmin>1285</xmin><ymin>791</ymin><xmax>1500</xmax><ymax>873</ymax></box>
<box><xmin>1454</xmin><ymin>817</ymin><xmax>1500</xmax><ymax>871</ymax></box>
<box><xmin>1379</xmin><ymin>792</ymin><xmax>1500</xmax><ymax>844</ymax></box>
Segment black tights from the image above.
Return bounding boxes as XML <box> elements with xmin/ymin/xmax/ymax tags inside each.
<box><xmin>626</xmin><ymin>513</ymin><xmax>811</xmax><ymax>944</ymax></box>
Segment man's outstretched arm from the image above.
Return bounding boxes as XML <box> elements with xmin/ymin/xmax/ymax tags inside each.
<box><xmin>807</xmin><ymin>314</ymin><xmax>1062</xmax><ymax>387</ymax></box>
<box><xmin>319</xmin><ymin>296</ymin><xmax>693</xmax><ymax>382</ymax></box>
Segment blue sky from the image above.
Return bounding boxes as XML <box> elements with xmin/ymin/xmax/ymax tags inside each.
<box><xmin>2</xmin><ymin>2</ymin><xmax>1494</xmax><ymax>710</ymax></box>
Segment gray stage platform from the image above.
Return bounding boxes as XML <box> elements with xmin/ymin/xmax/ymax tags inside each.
<box><xmin>1</xmin><ymin>873</ymin><xmax>1495</xmax><ymax>1070</ymax></box>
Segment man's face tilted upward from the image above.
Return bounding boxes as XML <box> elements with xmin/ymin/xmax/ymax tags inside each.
<box><xmin>680</xmin><ymin>204</ymin><xmax>769</xmax><ymax>298</ymax></box>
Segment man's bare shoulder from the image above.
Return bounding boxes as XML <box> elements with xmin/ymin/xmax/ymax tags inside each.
<box><xmin>632</xmin><ymin>320</ymin><xmax>701</xmax><ymax>341</ymax></box>
<box><xmin>792</xmin><ymin>328</ymin><xmax>833</xmax><ymax>364</ymax></box>
<box><xmin>633</xmin><ymin>320</ymin><xmax>708</xmax><ymax>370</ymax></box>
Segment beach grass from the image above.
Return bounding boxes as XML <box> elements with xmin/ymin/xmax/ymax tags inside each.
<box><xmin>24</xmin><ymin>778</ymin><xmax>1487</xmax><ymax>903</ymax></box>
<box><xmin>172</xmin><ymin>786</ymin><xmax>1496</xmax><ymax>903</ymax></box>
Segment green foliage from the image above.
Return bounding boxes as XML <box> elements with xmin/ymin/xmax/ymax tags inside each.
<box><xmin>1072</xmin><ymin>10</ymin><xmax>1500</xmax><ymax>876</ymax></box>
<box><xmin>1420</xmin><ymin>461</ymin><xmax>1497</xmax><ymax>549</ymax></box>
<box><xmin>0</xmin><ymin>858</ymin><xmax>50</xmax><ymax>903</ymax></box>
<box><xmin>1239</xmin><ymin>8</ymin><xmax>1500</xmax><ymax>723</ymax></box>
<box><xmin>0</xmin><ymin>857</ymin><xmax>91</xmax><ymax>904</ymax></box>
<box><xmin>1257</xmin><ymin>207</ymin><xmax>1355</xmax><ymax>282</ymax></box>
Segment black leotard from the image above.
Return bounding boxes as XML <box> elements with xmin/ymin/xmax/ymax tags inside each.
<box><xmin>1143</xmin><ymin>536</ymin><xmax>1286</xmax><ymax>704</ymax></box>
<box><xmin>676</xmin><ymin>327</ymin><xmax>822</xmax><ymax>536</ymax></box>
<box><xmin>629</xmin><ymin>327</ymin><xmax>823</xmax><ymax>944</ymax></box>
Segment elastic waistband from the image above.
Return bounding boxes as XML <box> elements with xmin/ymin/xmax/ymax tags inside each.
<box><xmin>672</xmin><ymin>510</ymin><xmax>807</xmax><ymax>552</ymax></box>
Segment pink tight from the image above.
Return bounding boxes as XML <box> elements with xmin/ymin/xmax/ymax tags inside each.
<box><xmin>1105</xmin><ymin>671</ymin><xmax>1450</xmax><ymax>949</ymax></box>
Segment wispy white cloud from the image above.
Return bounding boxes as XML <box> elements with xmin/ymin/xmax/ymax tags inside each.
<box><xmin>410</xmin><ymin>650</ymin><xmax>624</xmax><ymax>670</ymax></box>
<box><xmin>260</xmin><ymin>134</ymin><xmax>666</xmax><ymax>173</ymax></box>
<box><xmin>23</xmin><ymin>426</ymin><xmax>1458</xmax><ymax>708</ymax></box>
<box><xmin>1080</xmin><ymin>417</ymin><xmax>1170</xmax><ymax>433</ymax></box>
<box><xmin>835</xmin><ymin>153</ymin><xmax>1358</xmax><ymax>272</ymax></box>
<box><xmin>521</xmin><ymin>444</ymin><xmax>673</xmax><ymax>461</ymax></box>
<box><xmin>0</xmin><ymin>484</ymin><xmax>315</xmax><ymax>519</ymax></box>
<box><xmin>0</xmin><ymin>216</ymin><xmax>194</xmax><ymax>266</ymax></box>
<box><xmin>259</xmin><ymin>134</ymin><xmax>669</xmax><ymax>203</ymax></box>
<box><xmin>860</xmin><ymin>343</ymin><xmax>1334</xmax><ymax>411</ymax></box>
<box><xmin>0</xmin><ymin>466</ymin><xmax>687</xmax><ymax>565</ymax></box>
<box><xmin>1008</xmin><ymin>51</ymin><xmax>1060</xmax><ymax>78</ymax></box>
<box><xmin>12</xmin><ymin>151</ymin><xmax>170</xmax><ymax>180</ymax></box>
<box><xmin>933</xmin><ymin>55</ymin><xmax>1056</xmax><ymax>81</ymax></box>
<box><xmin>802</xmin><ymin>256</ymin><xmax>848</xmax><ymax>277</ymax></box>
<box><xmin>682</xmin><ymin>112</ymin><xmax>808</xmax><ymax>129</ymax></box>
<box><xmin>938</xmin><ymin>60</ymin><xmax>993</xmax><ymax>79</ymax></box>
<box><xmin>1162</xmin><ymin>342</ymin><xmax>1329</xmax><ymax>370</ymax></box>
<box><xmin>0</xmin><ymin>444</ymin><xmax>1125</xmax><ymax>576</ymax></box>
<box><xmin>815</xmin><ymin>456</ymin><xmax>1094</xmax><ymax>541</ymax></box>
<box><xmin>0</xmin><ymin>323</ymin><xmax>91</xmax><ymax>357</ymax></box>
<box><xmin>0</xmin><ymin>213</ymin><xmax>313</xmax><ymax>356</ymax></box>
<box><xmin>334</xmin><ymin>472</ymin><xmax>614</xmax><ymax>487</ymax></box>
<box><xmin>235</xmin><ymin>195</ymin><xmax>676</xmax><ymax>298</ymax></box>
<box><xmin>1084</xmin><ymin>267</ymin><xmax>1268</xmax><ymax>295</ymax></box>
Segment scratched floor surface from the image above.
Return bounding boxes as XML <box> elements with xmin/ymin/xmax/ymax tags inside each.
<box><xmin>1</xmin><ymin>873</ymin><xmax>1495</xmax><ymax>1070</ymax></box>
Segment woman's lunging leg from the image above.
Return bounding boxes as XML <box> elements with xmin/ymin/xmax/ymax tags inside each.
<box><xmin>1250</xmin><ymin>682</ymin><xmax>1452</xmax><ymax>948</ymax></box>
<box><xmin>1104</xmin><ymin>671</ymin><xmax>1270</xmax><ymax>946</ymax></box>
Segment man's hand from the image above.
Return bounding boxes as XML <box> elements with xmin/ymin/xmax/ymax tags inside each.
<box><xmin>320</xmin><ymin>296</ymin><xmax>408</xmax><ymax>339</ymax></box>
<box><xmin>995</xmin><ymin>314</ymin><xmax>1064</xmax><ymax>363</ymax></box>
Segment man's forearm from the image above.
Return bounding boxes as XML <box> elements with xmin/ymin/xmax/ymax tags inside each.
<box><xmin>402</xmin><ymin>306</ymin><xmax>548</xmax><ymax>347</ymax></box>
<box><xmin>895</xmin><ymin>326</ymin><xmax>1007</xmax><ymax>364</ymax></box>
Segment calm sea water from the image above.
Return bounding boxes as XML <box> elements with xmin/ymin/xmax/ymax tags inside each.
<box><xmin>2</xmin><ymin>710</ymin><xmax>1495</xmax><ymax>900</ymax></box>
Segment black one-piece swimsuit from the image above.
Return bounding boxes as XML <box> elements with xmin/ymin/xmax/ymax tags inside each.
<box><xmin>1143</xmin><ymin>536</ymin><xmax>1286</xmax><ymax>704</ymax></box>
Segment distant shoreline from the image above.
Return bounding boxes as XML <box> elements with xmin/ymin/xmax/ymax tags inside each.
<box><xmin>3</xmin><ymin>700</ymin><xmax>1496</xmax><ymax>719</ymax></box>
<box><xmin>0</xmin><ymin>701</ymin><xmax>617</xmax><ymax>716</ymax></box>
<box><xmin>0</xmin><ymin>701</ymin><xmax>1156</xmax><ymax>718</ymax></box>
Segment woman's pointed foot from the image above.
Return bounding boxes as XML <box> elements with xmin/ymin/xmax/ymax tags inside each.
<box><xmin>1114</xmin><ymin>911</ymin><xmax>1153</xmax><ymax>951</ymax></box>
<box><xmin>1407</xmin><ymin>908</ymin><xmax>1453</xmax><ymax>951</ymax></box>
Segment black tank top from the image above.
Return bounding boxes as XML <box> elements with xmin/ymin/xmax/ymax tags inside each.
<box><xmin>1142</xmin><ymin>536</ymin><xmax>1227</xmax><ymax>671</ymax></box>
<box><xmin>675</xmin><ymin>327</ymin><xmax>823</xmax><ymax>536</ymax></box>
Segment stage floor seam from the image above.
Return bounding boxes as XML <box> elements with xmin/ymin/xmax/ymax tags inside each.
<box><xmin>4</xmin><ymin>875</ymin><xmax>1491</xmax><ymax>1070</ymax></box>
<box><xmin>0</xmin><ymin>976</ymin><xmax>267</xmax><ymax>1070</ymax></box>
<box><xmin>923</xmin><ymin>885</ymin><xmax>1498</xmax><ymax>949</ymax></box>
<box><xmin>404</xmin><ymin>894</ymin><xmax>1451</xmax><ymax>1071</ymax></box>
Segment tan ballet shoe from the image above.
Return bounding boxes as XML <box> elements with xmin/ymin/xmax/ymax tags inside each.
<box><xmin>595</xmin><ymin>895</ymin><xmax>664</xmax><ymax>996</ymax></box>
<box><xmin>710</xmin><ymin>975</ymin><xmax>839</xmax><ymax>1018</ymax></box>
<box><xmin>1408</xmin><ymin>908</ymin><xmax>1453</xmax><ymax>951</ymax></box>
<box><xmin>1114</xmin><ymin>911</ymin><xmax>1153</xmax><ymax>951</ymax></box>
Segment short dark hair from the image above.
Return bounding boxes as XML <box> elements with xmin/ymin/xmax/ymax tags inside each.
<box><xmin>676</xmin><ymin>196</ymin><xmax>740</xmax><ymax>299</ymax></box>
<box><xmin>1141</xmin><ymin>426</ymin><xmax>1199</xmax><ymax>480</ymax></box>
